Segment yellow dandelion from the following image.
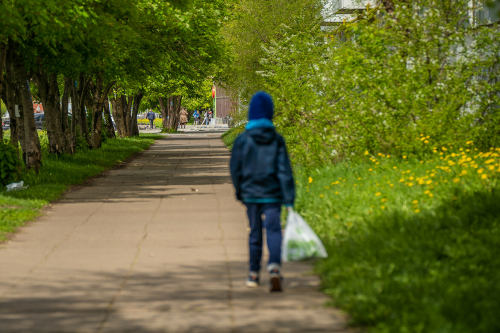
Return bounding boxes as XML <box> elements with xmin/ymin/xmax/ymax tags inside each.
<box><xmin>335</xmin><ymin>191</ymin><xmax>339</xmax><ymax>194</ymax></box>
<box><xmin>325</xmin><ymin>186</ymin><xmax>330</xmax><ymax>189</ymax></box>
<box><xmin>415</xmin><ymin>209</ymin><xmax>420</xmax><ymax>213</ymax></box>
<box><xmin>424</xmin><ymin>140</ymin><xmax>429</xmax><ymax>144</ymax></box>
<box><xmin>375</xmin><ymin>192</ymin><xmax>382</xmax><ymax>196</ymax></box>
<box><xmin>381</xmin><ymin>206</ymin><xmax>386</xmax><ymax>209</ymax></box>
<box><xmin>393</xmin><ymin>166</ymin><xmax>397</xmax><ymax>169</ymax></box>
<box><xmin>365</xmin><ymin>151</ymin><xmax>369</xmax><ymax>155</ymax></box>
<box><xmin>424</xmin><ymin>190</ymin><xmax>430</xmax><ymax>194</ymax></box>
<box><xmin>381</xmin><ymin>198</ymin><xmax>388</xmax><ymax>203</ymax></box>
<box><xmin>408</xmin><ymin>182</ymin><xmax>414</xmax><ymax>187</ymax></box>
<box><xmin>426</xmin><ymin>180</ymin><xmax>432</xmax><ymax>185</ymax></box>
<box><xmin>403</xmin><ymin>155</ymin><xmax>407</xmax><ymax>159</ymax></box>
<box><xmin>453</xmin><ymin>178</ymin><xmax>460</xmax><ymax>183</ymax></box>
<box><xmin>308</xmin><ymin>177</ymin><xmax>313</xmax><ymax>183</ymax></box>
<box><xmin>489</xmin><ymin>166</ymin><xmax>495</xmax><ymax>171</ymax></box>
<box><xmin>481</xmin><ymin>174</ymin><xmax>488</xmax><ymax>179</ymax></box>
<box><xmin>320</xmin><ymin>194</ymin><xmax>324</xmax><ymax>198</ymax></box>
<box><xmin>335</xmin><ymin>215</ymin><xmax>339</xmax><ymax>219</ymax></box>
<box><xmin>428</xmin><ymin>193</ymin><xmax>434</xmax><ymax>197</ymax></box>
<box><xmin>390</xmin><ymin>184</ymin><xmax>394</xmax><ymax>187</ymax></box>
<box><xmin>369</xmin><ymin>168</ymin><xmax>373</xmax><ymax>171</ymax></box>
<box><xmin>477</xmin><ymin>168</ymin><xmax>484</xmax><ymax>174</ymax></box>
<box><xmin>412</xmin><ymin>200</ymin><xmax>418</xmax><ymax>204</ymax></box>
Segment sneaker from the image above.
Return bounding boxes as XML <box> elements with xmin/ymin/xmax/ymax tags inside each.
<box><xmin>269</xmin><ymin>268</ymin><xmax>283</xmax><ymax>292</ymax></box>
<box><xmin>246</xmin><ymin>272</ymin><xmax>260</xmax><ymax>288</ymax></box>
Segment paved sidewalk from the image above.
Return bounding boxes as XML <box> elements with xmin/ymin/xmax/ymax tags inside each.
<box><xmin>0</xmin><ymin>133</ymin><xmax>349</xmax><ymax>333</ymax></box>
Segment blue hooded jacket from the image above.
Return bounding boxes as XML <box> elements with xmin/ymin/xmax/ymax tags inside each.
<box><xmin>230</xmin><ymin>92</ymin><xmax>295</xmax><ymax>206</ymax></box>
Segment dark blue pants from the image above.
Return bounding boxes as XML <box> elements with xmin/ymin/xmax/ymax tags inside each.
<box><xmin>244</xmin><ymin>203</ymin><xmax>282</xmax><ymax>272</ymax></box>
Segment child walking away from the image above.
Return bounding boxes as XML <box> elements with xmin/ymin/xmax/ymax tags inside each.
<box><xmin>230</xmin><ymin>91</ymin><xmax>295</xmax><ymax>292</ymax></box>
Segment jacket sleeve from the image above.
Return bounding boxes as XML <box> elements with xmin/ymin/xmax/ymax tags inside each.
<box><xmin>276</xmin><ymin>136</ymin><xmax>295</xmax><ymax>206</ymax></box>
<box><xmin>230</xmin><ymin>136</ymin><xmax>244</xmax><ymax>201</ymax></box>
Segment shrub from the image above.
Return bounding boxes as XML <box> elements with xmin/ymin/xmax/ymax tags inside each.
<box><xmin>253</xmin><ymin>0</ymin><xmax>500</xmax><ymax>169</ymax></box>
<box><xmin>0</xmin><ymin>141</ymin><xmax>22</xmax><ymax>187</ymax></box>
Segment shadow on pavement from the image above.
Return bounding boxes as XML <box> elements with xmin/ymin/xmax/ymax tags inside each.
<box><xmin>0</xmin><ymin>260</ymin><xmax>345</xmax><ymax>333</ymax></box>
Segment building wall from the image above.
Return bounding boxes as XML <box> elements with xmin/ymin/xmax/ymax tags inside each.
<box><xmin>215</xmin><ymin>85</ymin><xmax>236</xmax><ymax>118</ymax></box>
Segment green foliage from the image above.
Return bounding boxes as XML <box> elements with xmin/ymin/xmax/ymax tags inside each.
<box><xmin>0</xmin><ymin>134</ymin><xmax>161</xmax><ymax>241</ymax></box>
<box><xmin>222</xmin><ymin>0</ymin><xmax>323</xmax><ymax>98</ymax></box>
<box><xmin>227</xmin><ymin>0</ymin><xmax>500</xmax><ymax>169</ymax></box>
<box><xmin>0</xmin><ymin>141</ymin><xmax>22</xmax><ymax>187</ymax></box>
<box><xmin>295</xmin><ymin>145</ymin><xmax>500</xmax><ymax>333</ymax></box>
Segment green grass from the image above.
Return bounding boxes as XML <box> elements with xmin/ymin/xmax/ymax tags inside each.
<box><xmin>222</xmin><ymin>126</ymin><xmax>500</xmax><ymax>333</ymax></box>
<box><xmin>221</xmin><ymin>124</ymin><xmax>244</xmax><ymax>150</ymax></box>
<box><xmin>295</xmin><ymin>148</ymin><xmax>500</xmax><ymax>333</ymax></box>
<box><xmin>0</xmin><ymin>134</ymin><xmax>163</xmax><ymax>241</ymax></box>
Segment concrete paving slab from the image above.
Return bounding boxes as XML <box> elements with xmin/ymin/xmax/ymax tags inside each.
<box><xmin>0</xmin><ymin>133</ymin><xmax>351</xmax><ymax>332</ymax></box>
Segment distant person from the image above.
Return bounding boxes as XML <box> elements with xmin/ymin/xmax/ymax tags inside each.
<box><xmin>203</xmin><ymin>111</ymin><xmax>209</xmax><ymax>125</ymax></box>
<box><xmin>179</xmin><ymin>108</ymin><xmax>189</xmax><ymax>129</ymax></box>
<box><xmin>208</xmin><ymin>110</ymin><xmax>213</xmax><ymax>125</ymax></box>
<box><xmin>193</xmin><ymin>110</ymin><xmax>200</xmax><ymax>126</ymax></box>
<box><xmin>230</xmin><ymin>91</ymin><xmax>295</xmax><ymax>292</ymax></box>
<box><xmin>146</xmin><ymin>110</ymin><xmax>156</xmax><ymax>129</ymax></box>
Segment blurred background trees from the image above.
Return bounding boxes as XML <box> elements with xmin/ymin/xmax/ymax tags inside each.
<box><xmin>0</xmin><ymin>0</ymin><xmax>228</xmax><ymax>169</ymax></box>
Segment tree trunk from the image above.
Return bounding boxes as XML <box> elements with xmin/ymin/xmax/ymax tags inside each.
<box><xmin>123</xmin><ymin>95</ymin><xmax>133</xmax><ymax>137</ymax></box>
<box><xmin>103</xmin><ymin>96</ymin><xmax>115</xmax><ymax>139</ymax></box>
<box><xmin>110</xmin><ymin>92</ymin><xmax>134</xmax><ymax>138</ymax></box>
<box><xmin>3</xmin><ymin>45</ymin><xmax>18</xmax><ymax>147</ymax></box>
<box><xmin>12</xmin><ymin>50</ymin><xmax>41</xmax><ymax>172</ymax></box>
<box><xmin>0</xmin><ymin>43</ymin><xmax>6</xmax><ymax>142</ymax></box>
<box><xmin>110</xmin><ymin>96</ymin><xmax>125</xmax><ymax>138</ymax></box>
<box><xmin>78</xmin><ymin>75</ymin><xmax>91</xmax><ymax>146</ymax></box>
<box><xmin>14</xmin><ymin>83</ymin><xmax>26</xmax><ymax>158</ymax></box>
<box><xmin>158</xmin><ymin>97</ymin><xmax>168</xmax><ymax>129</ymax></box>
<box><xmin>61</xmin><ymin>77</ymin><xmax>72</xmax><ymax>153</ymax></box>
<box><xmin>35</xmin><ymin>71</ymin><xmax>62</xmax><ymax>155</ymax></box>
<box><xmin>70</xmin><ymin>75</ymin><xmax>90</xmax><ymax>150</ymax></box>
<box><xmin>90</xmin><ymin>74</ymin><xmax>103</xmax><ymax>149</ymax></box>
<box><xmin>69</xmin><ymin>79</ymin><xmax>77</xmax><ymax>151</ymax></box>
<box><xmin>165</xmin><ymin>95</ymin><xmax>182</xmax><ymax>132</ymax></box>
<box><xmin>130</xmin><ymin>90</ymin><xmax>143</xmax><ymax>136</ymax></box>
<box><xmin>90</xmin><ymin>73</ymin><xmax>115</xmax><ymax>149</ymax></box>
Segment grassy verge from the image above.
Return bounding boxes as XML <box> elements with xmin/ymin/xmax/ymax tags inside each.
<box><xmin>222</xmin><ymin>127</ymin><xmax>500</xmax><ymax>332</ymax></box>
<box><xmin>0</xmin><ymin>134</ymin><xmax>163</xmax><ymax>241</ymax></box>
<box><xmin>297</xmin><ymin>148</ymin><xmax>500</xmax><ymax>333</ymax></box>
<box><xmin>221</xmin><ymin>124</ymin><xmax>244</xmax><ymax>150</ymax></box>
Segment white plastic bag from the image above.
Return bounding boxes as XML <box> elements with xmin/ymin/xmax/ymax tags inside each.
<box><xmin>6</xmin><ymin>181</ymin><xmax>24</xmax><ymax>192</ymax></box>
<box><xmin>282</xmin><ymin>210</ymin><xmax>328</xmax><ymax>262</ymax></box>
